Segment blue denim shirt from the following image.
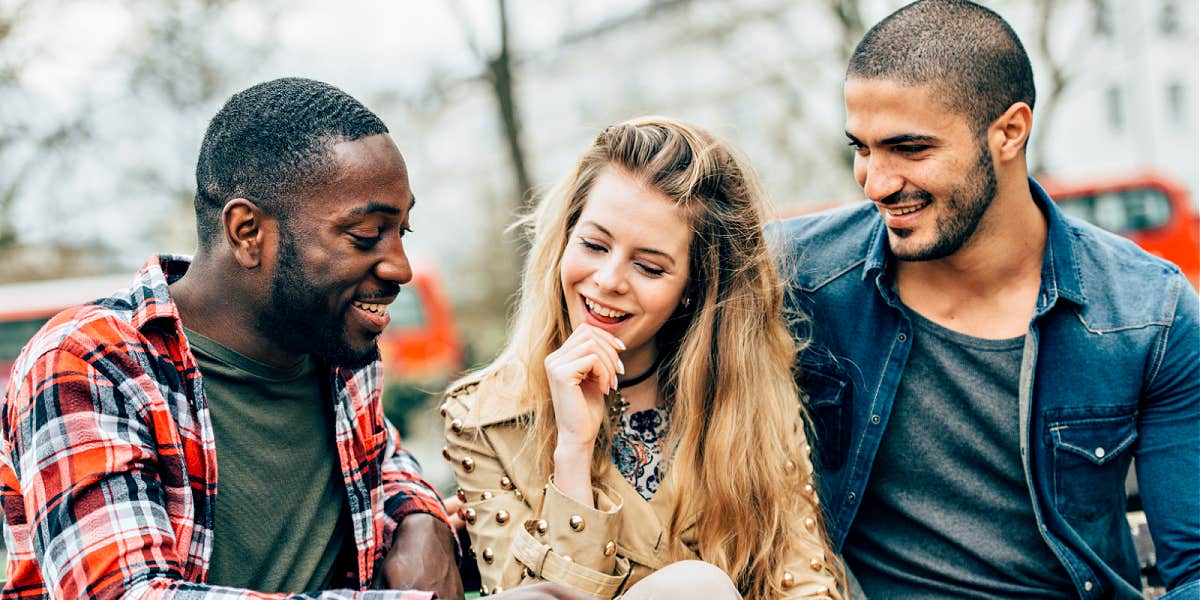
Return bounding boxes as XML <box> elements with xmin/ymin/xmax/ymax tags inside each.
<box><xmin>773</xmin><ymin>178</ymin><xmax>1199</xmax><ymax>599</ymax></box>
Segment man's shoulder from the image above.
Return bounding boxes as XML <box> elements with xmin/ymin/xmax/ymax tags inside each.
<box><xmin>3</xmin><ymin>298</ymin><xmax>152</xmax><ymax>409</ymax></box>
<box><xmin>23</xmin><ymin>298</ymin><xmax>142</xmax><ymax>362</ymax></box>
<box><xmin>770</xmin><ymin>201</ymin><xmax>880</xmax><ymax>290</ymax></box>
<box><xmin>1061</xmin><ymin>214</ymin><xmax>1181</xmax><ymax>277</ymax></box>
<box><xmin>1056</xmin><ymin>214</ymin><xmax>1191</xmax><ymax>323</ymax></box>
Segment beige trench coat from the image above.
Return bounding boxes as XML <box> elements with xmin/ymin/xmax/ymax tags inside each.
<box><xmin>441</xmin><ymin>381</ymin><xmax>842</xmax><ymax>599</ymax></box>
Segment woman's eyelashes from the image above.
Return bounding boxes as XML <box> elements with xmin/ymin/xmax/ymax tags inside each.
<box><xmin>636</xmin><ymin>263</ymin><xmax>666</xmax><ymax>277</ymax></box>
<box><xmin>579</xmin><ymin>237</ymin><xmax>606</xmax><ymax>253</ymax></box>
<box><xmin>578</xmin><ymin>237</ymin><xmax>667</xmax><ymax>277</ymax></box>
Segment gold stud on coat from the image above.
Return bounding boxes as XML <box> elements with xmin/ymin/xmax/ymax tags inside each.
<box><xmin>569</xmin><ymin>515</ymin><xmax>585</xmax><ymax>532</ymax></box>
<box><xmin>782</xmin><ymin>571</ymin><xmax>796</xmax><ymax>588</ymax></box>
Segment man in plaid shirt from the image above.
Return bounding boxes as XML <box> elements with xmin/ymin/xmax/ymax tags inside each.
<box><xmin>0</xmin><ymin>79</ymin><xmax>588</xmax><ymax>600</ymax></box>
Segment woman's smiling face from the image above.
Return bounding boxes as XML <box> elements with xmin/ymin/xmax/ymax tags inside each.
<box><xmin>559</xmin><ymin>166</ymin><xmax>692</xmax><ymax>372</ymax></box>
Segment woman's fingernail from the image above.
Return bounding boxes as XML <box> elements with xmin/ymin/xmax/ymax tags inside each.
<box><xmin>615</xmin><ymin>337</ymin><xmax>627</xmax><ymax>350</ymax></box>
<box><xmin>617</xmin><ymin>359</ymin><xmax>626</xmax><ymax>374</ymax></box>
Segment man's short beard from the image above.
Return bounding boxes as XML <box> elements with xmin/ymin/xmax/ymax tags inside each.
<box><xmin>891</xmin><ymin>140</ymin><xmax>998</xmax><ymax>262</ymax></box>
<box><xmin>259</xmin><ymin>227</ymin><xmax>379</xmax><ymax>370</ymax></box>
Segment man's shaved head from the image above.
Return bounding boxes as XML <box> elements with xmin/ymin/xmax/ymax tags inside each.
<box><xmin>848</xmin><ymin>0</ymin><xmax>1035</xmax><ymax>135</ymax></box>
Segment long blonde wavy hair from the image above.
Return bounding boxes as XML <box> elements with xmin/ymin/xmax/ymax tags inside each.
<box><xmin>454</xmin><ymin>116</ymin><xmax>838</xmax><ymax>598</ymax></box>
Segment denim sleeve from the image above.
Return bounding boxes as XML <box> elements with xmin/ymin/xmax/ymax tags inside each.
<box><xmin>1134</xmin><ymin>277</ymin><xmax>1199</xmax><ymax>593</ymax></box>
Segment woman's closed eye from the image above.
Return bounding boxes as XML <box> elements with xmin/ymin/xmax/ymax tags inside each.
<box><xmin>636</xmin><ymin>262</ymin><xmax>665</xmax><ymax>277</ymax></box>
<box><xmin>579</xmin><ymin>237</ymin><xmax>607</xmax><ymax>252</ymax></box>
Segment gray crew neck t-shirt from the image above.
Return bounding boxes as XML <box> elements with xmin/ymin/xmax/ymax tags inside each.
<box><xmin>186</xmin><ymin>328</ymin><xmax>354</xmax><ymax>592</ymax></box>
<box><xmin>842</xmin><ymin>308</ymin><xmax>1073</xmax><ymax>598</ymax></box>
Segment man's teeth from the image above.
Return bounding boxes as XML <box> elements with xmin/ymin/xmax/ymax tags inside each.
<box><xmin>584</xmin><ymin>297</ymin><xmax>628</xmax><ymax>319</ymax></box>
<box><xmin>353</xmin><ymin>301</ymin><xmax>388</xmax><ymax>314</ymax></box>
<box><xmin>887</xmin><ymin>202</ymin><xmax>927</xmax><ymax>216</ymax></box>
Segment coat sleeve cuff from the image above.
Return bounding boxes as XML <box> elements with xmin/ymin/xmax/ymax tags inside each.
<box><xmin>511</xmin><ymin>517</ymin><xmax>632</xmax><ymax>599</ymax></box>
<box><xmin>534</xmin><ymin>478</ymin><xmax>624</xmax><ymax>573</ymax></box>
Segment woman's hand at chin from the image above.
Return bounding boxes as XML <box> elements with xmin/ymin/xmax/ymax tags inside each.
<box><xmin>544</xmin><ymin>323</ymin><xmax>625</xmax><ymax>505</ymax></box>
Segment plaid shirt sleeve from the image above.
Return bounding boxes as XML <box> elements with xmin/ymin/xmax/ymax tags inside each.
<box><xmin>0</xmin><ymin>315</ymin><xmax>435</xmax><ymax>600</ymax></box>
<box><xmin>377</xmin><ymin>412</ymin><xmax>457</xmax><ymax>557</ymax></box>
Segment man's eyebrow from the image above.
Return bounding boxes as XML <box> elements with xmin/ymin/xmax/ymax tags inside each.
<box><xmin>580</xmin><ymin>220</ymin><xmax>677</xmax><ymax>267</ymax></box>
<box><xmin>348</xmin><ymin>200</ymin><xmax>407</xmax><ymax>217</ymax></box>
<box><xmin>845</xmin><ymin>132</ymin><xmax>863</xmax><ymax>144</ymax></box>
<box><xmin>880</xmin><ymin>133</ymin><xmax>938</xmax><ymax>145</ymax></box>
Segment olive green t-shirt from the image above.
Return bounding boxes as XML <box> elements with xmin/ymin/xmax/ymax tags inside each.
<box><xmin>186</xmin><ymin>328</ymin><xmax>353</xmax><ymax>592</ymax></box>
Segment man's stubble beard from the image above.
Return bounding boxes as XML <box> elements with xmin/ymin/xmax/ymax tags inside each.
<box><xmin>889</xmin><ymin>140</ymin><xmax>999</xmax><ymax>262</ymax></box>
<box><xmin>259</xmin><ymin>229</ymin><xmax>380</xmax><ymax>370</ymax></box>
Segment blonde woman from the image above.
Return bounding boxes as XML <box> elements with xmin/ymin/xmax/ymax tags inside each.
<box><xmin>441</xmin><ymin>117</ymin><xmax>842</xmax><ymax>599</ymax></box>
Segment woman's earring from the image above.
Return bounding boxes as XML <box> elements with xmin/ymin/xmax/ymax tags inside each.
<box><xmin>681</xmin><ymin>296</ymin><xmax>691</xmax><ymax>308</ymax></box>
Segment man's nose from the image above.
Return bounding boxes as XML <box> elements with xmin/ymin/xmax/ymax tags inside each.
<box><xmin>376</xmin><ymin>237</ymin><xmax>413</xmax><ymax>285</ymax></box>
<box><xmin>859</xmin><ymin>155</ymin><xmax>905</xmax><ymax>202</ymax></box>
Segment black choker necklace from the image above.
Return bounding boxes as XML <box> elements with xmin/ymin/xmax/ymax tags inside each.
<box><xmin>608</xmin><ymin>357</ymin><xmax>662</xmax><ymax>426</ymax></box>
<box><xmin>618</xmin><ymin>358</ymin><xmax>659</xmax><ymax>389</ymax></box>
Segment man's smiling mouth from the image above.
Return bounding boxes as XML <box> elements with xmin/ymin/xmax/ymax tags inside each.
<box><xmin>352</xmin><ymin>301</ymin><xmax>389</xmax><ymax>314</ymax></box>
<box><xmin>882</xmin><ymin>198</ymin><xmax>932</xmax><ymax>216</ymax></box>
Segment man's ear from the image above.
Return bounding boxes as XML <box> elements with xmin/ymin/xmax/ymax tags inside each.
<box><xmin>990</xmin><ymin>101</ymin><xmax>1033</xmax><ymax>163</ymax></box>
<box><xmin>222</xmin><ymin>198</ymin><xmax>270</xmax><ymax>269</ymax></box>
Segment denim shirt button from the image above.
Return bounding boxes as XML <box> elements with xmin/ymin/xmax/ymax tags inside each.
<box><xmin>1094</xmin><ymin>447</ymin><xmax>1106</xmax><ymax>459</ymax></box>
<box><xmin>870</xmin><ymin>414</ymin><xmax>881</xmax><ymax>425</ymax></box>
<box><xmin>897</xmin><ymin>333</ymin><xmax>907</xmax><ymax>342</ymax></box>
<box><xmin>1084</xmin><ymin>580</ymin><xmax>1094</xmax><ymax>592</ymax></box>
<box><xmin>847</xmin><ymin>492</ymin><xmax>857</xmax><ymax>503</ymax></box>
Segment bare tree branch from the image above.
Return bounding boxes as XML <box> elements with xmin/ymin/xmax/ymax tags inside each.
<box><xmin>1029</xmin><ymin>0</ymin><xmax>1076</xmax><ymax>175</ymax></box>
<box><xmin>489</xmin><ymin>0</ymin><xmax>533</xmax><ymax>216</ymax></box>
<box><xmin>828</xmin><ymin>0</ymin><xmax>865</xmax><ymax>66</ymax></box>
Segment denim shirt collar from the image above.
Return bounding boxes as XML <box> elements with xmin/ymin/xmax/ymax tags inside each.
<box><xmin>862</xmin><ymin>176</ymin><xmax>1087</xmax><ymax>312</ymax></box>
<box><xmin>1031</xmin><ymin>177</ymin><xmax>1087</xmax><ymax>312</ymax></box>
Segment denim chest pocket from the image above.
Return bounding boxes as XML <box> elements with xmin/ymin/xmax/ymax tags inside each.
<box><xmin>799</xmin><ymin>356</ymin><xmax>852</xmax><ymax>471</ymax></box>
<box><xmin>1046</xmin><ymin>409</ymin><xmax>1137</xmax><ymax>521</ymax></box>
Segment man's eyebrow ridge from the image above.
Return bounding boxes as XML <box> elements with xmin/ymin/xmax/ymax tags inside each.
<box><xmin>348</xmin><ymin>201</ymin><xmax>404</xmax><ymax>217</ymax></box>
<box><xmin>880</xmin><ymin>133</ymin><xmax>938</xmax><ymax>145</ymax></box>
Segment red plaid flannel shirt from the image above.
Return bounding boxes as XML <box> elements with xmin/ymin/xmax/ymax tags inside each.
<box><xmin>0</xmin><ymin>255</ymin><xmax>450</xmax><ymax>599</ymax></box>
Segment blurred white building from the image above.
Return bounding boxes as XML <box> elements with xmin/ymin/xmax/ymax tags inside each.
<box><xmin>1013</xmin><ymin>0</ymin><xmax>1198</xmax><ymax>195</ymax></box>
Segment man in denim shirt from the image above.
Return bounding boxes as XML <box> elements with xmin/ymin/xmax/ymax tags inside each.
<box><xmin>775</xmin><ymin>1</ymin><xmax>1199</xmax><ymax>598</ymax></box>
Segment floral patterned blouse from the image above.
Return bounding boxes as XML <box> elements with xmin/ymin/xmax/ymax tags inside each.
<box><xmin>610</xmin><ymin>404</ymin><xmax>672</xmax><ymax>500</ymax></box>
